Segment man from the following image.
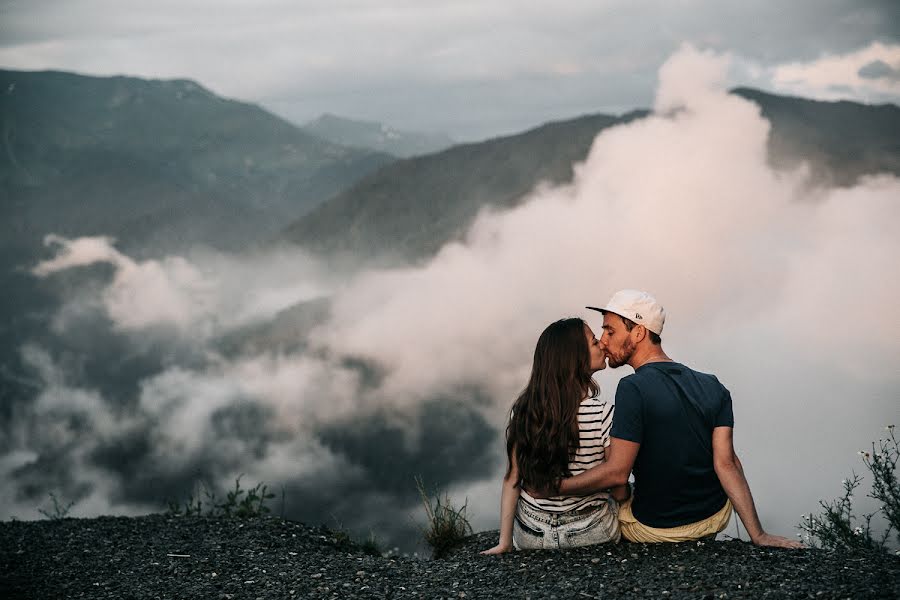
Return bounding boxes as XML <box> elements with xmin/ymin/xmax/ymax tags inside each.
<box><xmin>558</xmin><ymin>289</ymin><xmax>801</xmax><ymax>548</ymax></box>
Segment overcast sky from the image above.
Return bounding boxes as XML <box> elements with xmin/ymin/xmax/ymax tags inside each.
<box><xmin>1</xmin><ymin>0</ymin><xmax>898</xmax><ymax>139</ymax></box>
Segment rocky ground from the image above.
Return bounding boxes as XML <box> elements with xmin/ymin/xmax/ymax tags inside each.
<box><xmin>1</xmin><ymin>515</ymin><xmax>898</xmax><ymax>599</ymax></box>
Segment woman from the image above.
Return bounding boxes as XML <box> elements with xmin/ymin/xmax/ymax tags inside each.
<box><xmin>482</xmin><ymin>317</ymin><xmax>629</xmax><ymax>553</ymax></box>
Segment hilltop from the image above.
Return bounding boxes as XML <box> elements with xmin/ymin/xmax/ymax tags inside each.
<box><xmin>2</xmin><ymin>516</ymin><xmax>898</xmax><ymax>599</ymax></box>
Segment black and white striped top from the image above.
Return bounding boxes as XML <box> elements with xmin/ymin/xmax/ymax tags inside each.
<box><xmin>520</xmin><ymin>396</ymin><xmax>614</xmax><ymax>513</ymax></box>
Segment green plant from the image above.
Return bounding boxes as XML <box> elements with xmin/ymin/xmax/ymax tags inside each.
<box><xmin>165</xmin><ymin>475</ymin><xmax>275</xmax><ymax>519</ymax></box>
<box><xmin>165</xmin><ymin>481</ymin><xmax>208</xmax><ymax>517</ymax></box>
<box><xmin>38</xmin><ymin>492</ymin><xmax>74</xmax><ymax>520</ymax></box>
<box><xmin>415</xmin><ymin>476</ymin><xmax>472</xmax><ymax>559</ymax></box>
<box><xmin>216</xmin><ymin>475</ymin><xmax>275</xmax><ymax>518</ymax></box>
<box><xmin>165</xmin><ymin>480</ymin><xmax>214</xmax><ymax>517</ymax></box>
<box><xmin>799</xmin><ymin>425</ymin><xmax>898</xmax><ymax>551</ymax></box>
<box><xmin>798</xmin><ymin>474</ymin><xmax>884</xmax><ymax>551</ymax></box>
<box><xmin>864</xmin><ymin>426</ymin><xmax>900</xmax><ymax>544</ymax></box>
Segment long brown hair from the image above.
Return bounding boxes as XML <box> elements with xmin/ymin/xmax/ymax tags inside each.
<box><xmin>506</xmin><ymin>318</ymin><xmax>598</xmax><ymax>494</ymax></box>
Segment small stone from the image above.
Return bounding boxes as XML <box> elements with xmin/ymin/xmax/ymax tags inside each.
<box><xmin>311</xmin><ymin>573</ymin><xmax>323</xmax><ymax>579</ymax></box>
<box><xmin>591</xmin><ymin>558</ymin><xmax>601</xmax><ymax>564</ymax></box>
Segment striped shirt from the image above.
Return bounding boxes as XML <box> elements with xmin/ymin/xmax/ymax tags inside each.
<box><xmin>520</xmin><ymin>396</ymin><xmax>614</xmax><ymax>513</ymax></box>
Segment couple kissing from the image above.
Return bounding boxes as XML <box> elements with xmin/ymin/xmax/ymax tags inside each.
<box><xmin>483</xmin><ymin>289</ymin><xmax>802</xmax><ymax>554</ymax></box>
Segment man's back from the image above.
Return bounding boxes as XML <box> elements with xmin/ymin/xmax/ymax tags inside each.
<box><xmin>611</xmin><ymin>361</ymin><xmax>734</xmax><ymax>528</ymax></box>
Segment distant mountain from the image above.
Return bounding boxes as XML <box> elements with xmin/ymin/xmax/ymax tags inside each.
<box><xmin>0</xmin><ymin>69</ymin><xmax>395</xmax><ymax>261</ymax></box>
<box><xmin>303</xmin><ymin>113</ymin><xmax>454</xmax><ymax>158</ymax></box>
<box><xmin>731</xmin><ymin>88</ymin><xmax>900</xmax><ymax>186</ymax></box>
<box><xmin>0</xmin><ymin>69</ymin><xmax>395</xmax><ymax>418</ymax></box>
<box><xmin>284</xmin><ymin>110</ymin><xmax>647</xmax><ymax>263</ymax></box>
<box><xmin>283</xmin><ymin>89</ymin><xmax>900</xmax><ymax>265</ymax></box>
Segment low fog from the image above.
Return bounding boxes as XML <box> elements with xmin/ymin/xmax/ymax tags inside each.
<box><xmin>3</xmin><ymin>46</ymin><xmax>898</xmax><ymax>550</ymax></box>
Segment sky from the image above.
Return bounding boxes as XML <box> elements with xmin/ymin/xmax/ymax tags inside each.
<box><xmin>3</xmin><ymin>45</ymin><xmax>898</xmax><ymax>551</ymax></box>
<box><xmin>1</xmin><ymin>0</ymin><xmax>899</xmax><ymax>139</ymax></box>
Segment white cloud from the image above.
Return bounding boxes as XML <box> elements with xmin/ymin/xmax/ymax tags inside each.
<box><xmin>310</xmin><ymin>43</ymin><xmax>900</xmax><ymax>536</ymax></box>
<box><xmin>33</xmin><ymin>237</ymin><xmax>330</xmax><ymax>335</ymax></box>
<box><xmin>772</xmin><ymin>41</ymin><xmax>900</xmax><ymax>103</ymax></box>
<box><xmin>32</xmin><ymin>234</ymin><xmax>125</xmax><ymax>276</ymax></box>
<box><xmin>34</xmin><ymin>235</ymin><xmax>216</xmax><ymax>332</ymax></box>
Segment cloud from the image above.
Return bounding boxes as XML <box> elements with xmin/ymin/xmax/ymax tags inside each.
<box><xmin>772</xmin><ymin>41</ymin><xmax>900</xmax><ymax>103</ymax></box>
<box><xmin>6</xmin><ymin>45</ymin><xmax>899</xmax><ymax>546</ymax></box>
<box><xmin>32</xmin><ymin>236</ymin><xmax>331</xmax><ymax>336</ymax></box>
<box><xmin>33</xmin><ymin>234</ymin><xmax>213</xmax><ymax>331</ymax></box>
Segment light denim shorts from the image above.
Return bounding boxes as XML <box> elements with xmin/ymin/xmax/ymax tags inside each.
<box><xmin>512</xmin><ymin>497</ymin><xmax>621</xmax><ymax>550</ymax></box>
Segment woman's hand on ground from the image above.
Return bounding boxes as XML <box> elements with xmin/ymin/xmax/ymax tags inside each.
<box><xmin>751</xmin><ymin>533</ymin><xmax>805</xmax><ymax>549</ymax></box>
<box><xmin>480</xmin><ymin>542</ymin><xmax>512</xmax><ymax>555</ymax></box>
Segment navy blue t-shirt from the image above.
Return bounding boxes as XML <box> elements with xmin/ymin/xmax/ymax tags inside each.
<box><xmin>611</xmin><ymin>361</ymin><xmax>734</xmax><ymax>528</ymax></box>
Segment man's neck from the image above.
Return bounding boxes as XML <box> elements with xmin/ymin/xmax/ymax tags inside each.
<box><xmin>628</xmin><ymin>346</ymin><xmax>672</xmax><ymax>370</ymax></box>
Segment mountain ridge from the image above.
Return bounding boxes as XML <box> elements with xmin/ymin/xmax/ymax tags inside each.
<box><xmin>303</xmin><ymin>112</ymin><xmax>454</xmax><ymax>158</ymax></box>
<box><xmin>282</xmin><ymin>88</ymin><xmax>900</xmax><ymax>266</ymax></box>
<box><xmin>0</xmin><ymin>68</ymin><xmax>395</xmax><ymax>258</ymax></box>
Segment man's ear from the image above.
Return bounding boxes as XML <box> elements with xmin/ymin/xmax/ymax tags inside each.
<box><xmin>632</xmin><ymin>324</ymin><xmax>647</xmax><ymax>343</ymax></box>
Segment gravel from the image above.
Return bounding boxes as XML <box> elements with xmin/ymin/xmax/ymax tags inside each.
<box><xmin>2</xmin><ymin>515</ymin><xmax>898</xmax><ymax>599</ymax></box>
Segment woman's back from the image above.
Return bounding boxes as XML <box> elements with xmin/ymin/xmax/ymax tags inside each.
<box><xmin>520</xmin><ymin>396</ymin><xmax>614</xmax><ymax>513</ymax></box>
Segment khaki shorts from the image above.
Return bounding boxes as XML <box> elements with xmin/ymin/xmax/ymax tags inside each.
<box><xmin>618</xmin><ymin>497</ymin><xmax>732</xmax><ymax>543</ymax></box>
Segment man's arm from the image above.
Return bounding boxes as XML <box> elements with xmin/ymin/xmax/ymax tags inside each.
<box><xmin>712</xmin><ymin>426</ymin><xmax>803</xmax><ymax>549</ymax></box>
<box><xmin>557</xmin><ymin>437</ymin><xmax>639</xmax><ymax>496</ymax></box>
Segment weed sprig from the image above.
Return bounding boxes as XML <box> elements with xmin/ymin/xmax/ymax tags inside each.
<box><xmin>38</xmin><ymin>492</ymin><xmax>74</xmax><ymax>520</ymax></box>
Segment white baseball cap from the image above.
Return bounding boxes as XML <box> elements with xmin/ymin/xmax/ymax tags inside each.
<box><xmin>587</xmin><ymin>289</ymin><xmax>666</xmax><ymax>335</ymax></box>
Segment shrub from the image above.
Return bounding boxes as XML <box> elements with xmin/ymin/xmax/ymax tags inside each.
<box><xmin>360</xmin><ymin>531</ymin><xmax>383</xmax><ymax>557</ymax></box>
<box><xmin>320</xmin><ymin>519</ymin><xmax>384</xmax><ymax>556</ymax></box>
<box><xmin>865</xmin><ymin>427</ymin><xmax>900</xmax><ymax>543</ymax></box>
<box><xmin>799</xmin><ymin>425</ymin><xmax>898</xmax><ymax>551</ymax></box>
<box><xmin>415</xmin><ymin>476</ymin><xmax>472</xmax><ymax>559</ymax></box>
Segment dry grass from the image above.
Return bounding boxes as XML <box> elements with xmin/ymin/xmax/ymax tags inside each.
<box><xmin>416</xmin><ymin>476</ymin><xmax>473</xmax><ymax>558</ymax></box>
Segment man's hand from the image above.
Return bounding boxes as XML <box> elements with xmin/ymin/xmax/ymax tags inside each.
<box><xmin>481</xmin><ymin>542</ymin><xmax>513</xmax><ymax>555</ymax></box>
<box><xmin>610</xmin><ymin>482</ymin><xmax>632</xmax><ymax>502</ymax></box>
<box><xmin>522</xmin><ymin>483</ymin><xmax>557</xmax><ymax>499</ymax></box>
<box><xmin>751</xmin><ymin>532</ymin><xmax>805</xmax><ymax>549</ymax></box>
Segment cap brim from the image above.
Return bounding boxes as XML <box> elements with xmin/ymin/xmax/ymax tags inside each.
<box><xmin>585</xmin><ymin>306</ymin><xmax>606</xmax><ymax>313</ymax></box>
